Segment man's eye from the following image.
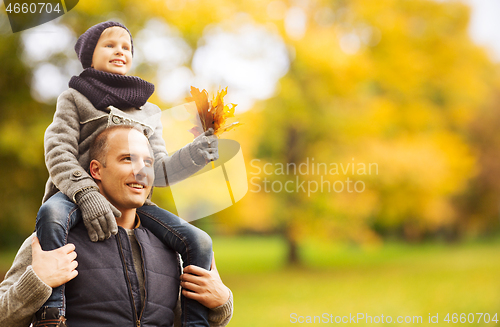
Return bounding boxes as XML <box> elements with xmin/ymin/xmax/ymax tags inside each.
<box><xmin>123</xmin><ymin>156</ymin><xmax>132</xmax><ymax>161</ymax></box>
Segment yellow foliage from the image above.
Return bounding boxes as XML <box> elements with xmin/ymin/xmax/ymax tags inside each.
<box><xmin>2</xmin><ymin>0</ymin><xmax>497</xmax><ymax>245</ymax></box>
<box><xmin>186</xmin><ymin>86</ymin><xmax>242</xmax><ymax>137</ymax></box>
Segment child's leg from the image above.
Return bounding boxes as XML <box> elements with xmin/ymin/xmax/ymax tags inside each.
<box><xmin>137</xmin><ymin>204</ymin><xmax>212</xmax><ymax>327</ymax></box>
<box><xmin>35</xmin><ymin>192</ymin><xmax>82</xmax><ymax>318</ymax></box>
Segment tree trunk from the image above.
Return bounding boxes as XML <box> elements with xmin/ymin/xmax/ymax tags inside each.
<box><xmin>284</xmin><ymin>126</ymin><xmax>301</xmax><ymax>266</ymax></box>
<box><xmin>286</xmin><ymin>233</ymin><xmax>300</xmax><ymax>265</ymax></box>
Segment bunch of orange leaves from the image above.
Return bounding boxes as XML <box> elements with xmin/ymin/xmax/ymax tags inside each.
<box><xmin>186</xmin><ymin>86</ymin><xmax>242</xmax><ymax>138</ymax></box>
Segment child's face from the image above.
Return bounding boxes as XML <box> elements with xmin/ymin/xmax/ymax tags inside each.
<box><xmin>91</xmin><ymin>26</ymin><xmax>132</xmax><ymax>75</ymax></box>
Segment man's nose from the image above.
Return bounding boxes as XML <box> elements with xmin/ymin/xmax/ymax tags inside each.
<box><xmin>132</xmin><ymin>160</ymin><xmax>147</xmax><ymax>175</ymax></box>
<box><xmin>133</xmin><ymin>163</ymin><xmax>154</xmax><ymax>186</ymax></box>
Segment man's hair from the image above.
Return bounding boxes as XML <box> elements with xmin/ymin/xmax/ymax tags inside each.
<box><xmin>89</xmin><ymin>125</ymin><xmax>142</xmax><ymax>167</ymax></box>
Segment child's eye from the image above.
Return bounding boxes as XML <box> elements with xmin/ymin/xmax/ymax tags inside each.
<box><xmin>105</xmin><ymin>44</ymin><xmax>113</xmax><ymax>48</ymax></box>
<box><xmin>145</xmin><ymin>160</ymin><xmax>153</xmax><ymax>167</ymax></box>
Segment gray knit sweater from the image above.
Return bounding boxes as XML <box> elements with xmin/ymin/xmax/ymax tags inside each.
<box><xmin>43</xmin><ymin>88</ymin><xmax>203</xmax><ymax>203</ymax></box>
<box><xmin>0</xmin><ymin>233</ymin><xmax>233</xmax><ymax>327</ymax></box>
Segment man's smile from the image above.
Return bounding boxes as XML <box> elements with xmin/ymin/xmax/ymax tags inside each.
<box><xmin>127</xmin><ymin>182</ymin><xmax>145</xmax><ymax>189</ymax></box>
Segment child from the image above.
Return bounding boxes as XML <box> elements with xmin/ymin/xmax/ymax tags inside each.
<box><xmin>34</xmin><ymin>21</ymin><xmax>217</xmax><ymax>327</ymax></box>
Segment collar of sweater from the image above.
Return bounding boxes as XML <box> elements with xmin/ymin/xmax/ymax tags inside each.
<box><xmin>69</xmin><ymin>68</ymin><xmax>155</xmax><ymax>111</ymax></box>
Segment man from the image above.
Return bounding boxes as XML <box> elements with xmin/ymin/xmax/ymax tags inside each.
<box><xmin>0</xmin><ymin>125</ymin><xmax>232</xmax><ymax>327</ymax></box>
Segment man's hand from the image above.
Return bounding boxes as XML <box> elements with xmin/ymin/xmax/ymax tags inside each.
<box><xmin>180</xmin><ymin>254</ymin><xmax>230</xmax><ymax>309</ymax></box>
<box><xmin>31</xmin><ymin>236</ymin><xmax>78</xmax><ymax>288</ymax></box>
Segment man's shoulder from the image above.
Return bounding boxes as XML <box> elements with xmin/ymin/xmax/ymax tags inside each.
<box><xmin>0</xmin><ymin>233</ymin><xmax>36</xmax><ymax>287</ymax></box>
<box><xmin>13</xmin><ymin>233</ymin><xmax>35</xmax><ymax>266</ymax></box>
<box><xmin>134</xmin><ymin>225</ymin><xmax>175</xmax><ymax>251</ymax></box>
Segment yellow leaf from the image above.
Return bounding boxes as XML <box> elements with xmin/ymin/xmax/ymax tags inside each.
<box><xmin>216</xmin><ymin>122</ymin><xmax>243</xmax><ymax>135</ymax></box>
<box><xmin>187</xmin><ymin>86</ymin><xmax>240</xmax><ymax>137</ymax></box>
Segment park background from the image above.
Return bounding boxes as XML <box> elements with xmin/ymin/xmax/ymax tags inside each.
<box><xmin>1</xmin><ymin>0</ymin><xmax>500</xmax><ymax>325</ymax></box>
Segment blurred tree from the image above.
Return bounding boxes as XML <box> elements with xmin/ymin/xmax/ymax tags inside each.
<box><xmin>0</xmin><ymin>32</ymin><xmax>52</xmax><ymax>247</ymax></box>
<box><xmin>0</xmin><ymin>0</ymin><xmax>499</xmax><ymax>267</ymax></box>
<box><xmin>454</xmin><ymin>88</ymin><xmax>500</xmax><ymax>239</ymax></box>
<box><xmin>218</xmin><ymin>0</ymin><xmax>499</xmax><ymax>264</ymax></box>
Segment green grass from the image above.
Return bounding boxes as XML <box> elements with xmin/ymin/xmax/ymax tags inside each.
<box><xmin>2</xmin><ymin>236</ymin><xmax>500</xmax><ymax>326</ymax></box>
<box><xmin>212</xmin><ymin>236</ymin><xmax>500</xmax><ymax>326</ymax></box>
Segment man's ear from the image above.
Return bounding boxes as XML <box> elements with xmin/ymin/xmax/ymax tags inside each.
<box><xmin>89</xmin><ymin>159</ymin><xmax>103</xmax><ymax>181</ymax></box>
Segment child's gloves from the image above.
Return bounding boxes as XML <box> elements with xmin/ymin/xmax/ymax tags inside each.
<box><xmin>189</xmin><ymin>128</ymin><xmax>219</xmax><ymax>165</ymax></box>
<box><xmin>75</xmin><ymin>188</ymin><xmax>121</xmax><ymax>242</ymax></box>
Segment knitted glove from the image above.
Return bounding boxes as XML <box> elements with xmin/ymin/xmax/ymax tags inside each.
<box><xmin>75</xmin><ymin>188</ymin><xmax>121</xmax><ymax>242</ymax></box>
<box><xmin>189</xmin><ymin>128</ymin><xmax>219</xmax><ymax>165</ymax></box>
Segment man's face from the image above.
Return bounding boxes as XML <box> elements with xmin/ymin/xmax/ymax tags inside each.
<box><xmin>95</xmin><ymin>129</ymin><xmax>154</xmax><ymax>211</ymax></box>
<box><xmin>91</xmin><ymin>26</ymin><xmax>133</xmax><ymax>75</ymax></box>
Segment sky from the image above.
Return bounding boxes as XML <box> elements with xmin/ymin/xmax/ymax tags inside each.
<box><xmin>462</xmin><ymin>0</ymin><xmax>500</xmax><ymax>62</ymax></box>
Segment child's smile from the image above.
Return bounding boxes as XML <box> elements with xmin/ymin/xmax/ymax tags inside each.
<box><xmin>91</xmin><ymin>26</ymin><xmax>132</xmax><ymax>75</ymax></box>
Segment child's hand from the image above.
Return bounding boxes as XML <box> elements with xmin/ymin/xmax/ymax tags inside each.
<box><xmin>189</xmin><ymin>128</ymin><xmax>219</xmax><ymax>165</ymax></box>
<box><xmin>75</xmin><ymin>188</ymin><xmax>121</xmax><ymax>242</ymax></box>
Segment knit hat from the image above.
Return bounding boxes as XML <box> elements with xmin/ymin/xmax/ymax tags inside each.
<box><xmin>75</xmin><ymin>21</ymin><xmax>134</xmax><ymax>69</ymax></box>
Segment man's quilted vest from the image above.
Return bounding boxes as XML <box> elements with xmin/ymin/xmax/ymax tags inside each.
<box><xmin>65</xmin><ymin>221</ymin><xmax>180</xmax><ymax>327</ymax></box>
